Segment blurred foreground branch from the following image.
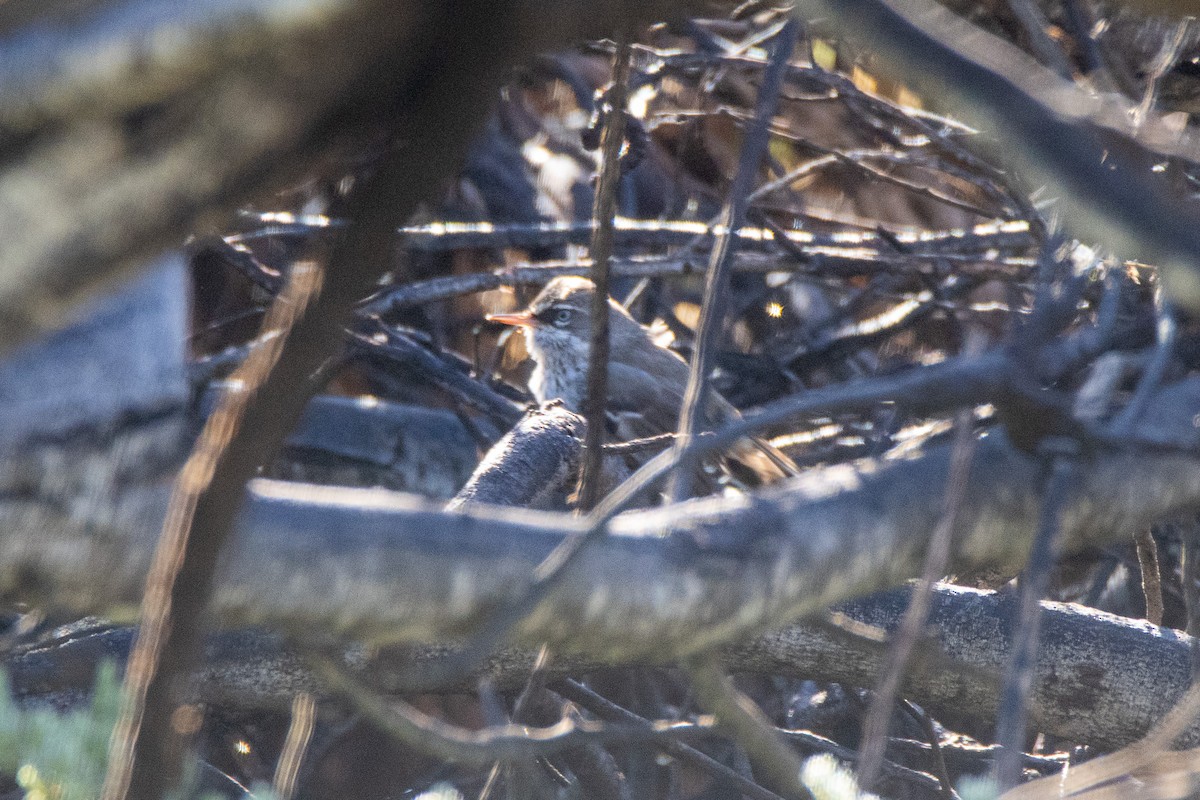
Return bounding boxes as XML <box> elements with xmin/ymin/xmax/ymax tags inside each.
<box><xmin>0</xmin><ymin>0</ymin><xmax>701</xmax><ymax>357</ymax></box>
<box><xmin>792</xmin><ymin>0</ymin><xmax>1200</xmax><ymax>310</ymax></box>
<box><xmin>4</xmin><ymin>387</ymin><xmax>1200</xmax><ymax>663</ymax></box>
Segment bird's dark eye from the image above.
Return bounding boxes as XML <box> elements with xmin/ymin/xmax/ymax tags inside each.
<box><xmin>553</xmin><ymin>308</ymin><xmax>572</xmax><ymax>327</ymax></box>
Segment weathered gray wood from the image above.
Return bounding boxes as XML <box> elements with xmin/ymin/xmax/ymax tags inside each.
<box><xmin>447</xmin><ymin>403</ymin><xmax>583</xmax><ymax>511</ymax></box>
<box><xmin>0</xmin><ymin>0</ymin><xmax>713</xmax><ymax>357</ymax></box>
<box><xmin>4</xmin><ymin>380</ymin><xmax>1200</xmax><ymax>662</ymax></box>
<box><xmin>13</xmin><ymin>584</ymin><xmax>1197</xmax><ymax>750</ymax></box>
<box><xmin>0</xmin><ymin>0</ymin><xmax>414</xmax><ymax>354</ymax></box>
<box><xmin>0</xmin><ymin>257</ymin><xmax>481</xmax><ymax>544</ymax></box>
<box><xmin>270</xmin><ymin>395</ymin><xmax>481</xmax><ymax>499</ymax></box>
<box><xmin>733</xmin><ymin>585</ymin><xmax>1198</xmax><ymax>751</ymax></box>
<box><xmin>0</xmin><ymin>254</ymin><xmax>188</xmax><ymax>449</ymax></box>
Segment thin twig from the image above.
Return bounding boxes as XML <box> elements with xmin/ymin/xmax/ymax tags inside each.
<box><xmin>898</xmin><ymin>700</ymin><xmax>955</xmax><ymax>800</ymax></box>
<box><xmin>1134</xmin><ymin>527</ymin><xmax>1165</xmax><ymax>626</ymax></box>
<box><xmin>348</xmin><ymin>320</ymin><xmax>523</xmax><ymax>428</ymax></box>
<box><xmin>857</xmin><ymin>405</ymin><xmax>978</xmax><ymax>788</ymax></box>
<box><xmin>687</xmin><ymin>654</ymin><xmax>815</xmax><ymax>800</ymax></box>
<box><xmin>728</xmin><ymin>114</ymin><xmax>1007</xmax><ymax>218</ymax></box>
<box><xmin>554</xmin><ymin>679</ymin><xmax>790</xmax><ymax>800</ymax></box>
<box><xmin>994</xmin><ymin>442</ymin><xmax>1080</xmax><ymax>789</ymax></box>
<box><xmin>187</xmin><ymin>234</ymin><xmax>284</xmax><ymax>294</ymax></box>
<box><xmin>101</xmin><ymin>260</ymin><xmax>324</xmax><ymax>800</ymax></box>
<box><xmin>310</xmin><ymin>654</ymin><xmax>715</xmax><ymax>767</ymax></box>
<box><xmin>885</xmin><ymin>737</ymin><xmax>1063</xmax><ymax>779</ymax></box>
<box><xmin>781</xmin><ymin>725</ymin><xmax>951</xmax><ymax>797</ymax></box>
<box><xmin>272</xmin><ymin>692</ymin><xmax>317</xmax><ymax>800</ymax></box>
<box><xmin>578</xmin><ymin>36</ymin><xmax>633</xmax><ymax>511</ymax></box>
<box><xmin>670</xmin><ymin>19</ymin><xmax>797</xmax><ymax>500</ymax></box>
<box><xmin>359</xmin><ymin>244</ymin><xmax>1031</xmax><ymax>317</ymax></box>
<box><xmin>514</xmin><ymin>681</ymin><xmax>629</xmax><ymax>800</ymax></box>
<box><xmin>600</xmin><ymin>430</ymin><xmax>713</xmax><ymax>455</ymax></box>
<box><xmin>788</xmin><ymin>0</ymin><xmax>1200</xmax><ymax>312</ymax></box>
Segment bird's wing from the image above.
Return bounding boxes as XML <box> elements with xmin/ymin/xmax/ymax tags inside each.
<box><xmin>605</xmin><ymin>360</ymin><xmax>685</xmax><ymax>438</ymax></box>
<box><xmin>604</xmin><ymin>361</ymin><xmax>795</xmax><ymax>484</ymax></box>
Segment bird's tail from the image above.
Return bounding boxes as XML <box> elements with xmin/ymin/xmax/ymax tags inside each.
<box><xmin>723</xmin><ymin>436</ymin><xmax>797</xmax><ymax>488</ymax></box>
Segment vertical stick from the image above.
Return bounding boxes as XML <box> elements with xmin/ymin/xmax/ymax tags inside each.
<box><xmin>577</xmin><ymin>36</ymin><xmax>634</xmax><ymax>511</ymax></box>
<box><xmin>273</xmin><ymin>692</ymin><xmax>317</xmax><ymax>800</ymax></box>
<box><xmin>994</xmin><ymin>448</ymin><xmax>1077</xmax><ymax>789</ymax></box>
<box><xmin>857</xmin><ymin>406</ymin><xmax>978</xmax><ymax>789</ymax></box>
<box><xmin>669</xmin><ymin>21</ymin><xmax>796</xmax><ymax>501</ymax></box>
<box><xmin>101</xmin><ymin>261</ymin><xmax>324</xmax><ymax>800</ymax></box>
<box><xmin>1134</xmin><ymin>527</ymin><xmax>1164</xmax><ymax>626</ymax></box>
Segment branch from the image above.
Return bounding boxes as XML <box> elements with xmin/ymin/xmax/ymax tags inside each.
<box><xmin>0</xmin><ymin>0</ymin><xmax>417</xmax><ymax>357</ymax></box>
<box><xmin>312</xmin><ymin>652</ymin><xmax>716</xmax><ymax>767</ymax></box>
<box><xmin>687</xmin><ymin>655</ymin><xmax>812</xmax><ymax>800</ymax></box>
<box><xmin>792</xmin><ymin>0</ymin><xmax>1200</xmax><ymax>311</ymax></box>
<box><xmin>358</xmin><ymin>246</ymin><xmax>1032</xmax><ymax>319</ymax></box>
<box><xmin>672</xmin><ymin>19</ymin><xmax>795</xmax><ymax>500</ymax></box>
<box><xmin>257</xmin><ymin>216</ymin><xmax>1032</xmax><ymax>258</ymax></box>
<box><xmin>14</xmin><ymin>584</ymin><xmax>1200</xmax><ymax>751</ymax></box>
<box><xmin>0</xmin><ymin>0</ymin><xmax>708</xmax><ymax>357</ymax></box>
<box><xmin>447</xmin><ymin>403</ymin><xmax>583</xmax><ymax>511</ymax></box>
<box><xmin>577</xmin><ymin>37</ymin><xmax>632</xmax><ymax>511</ymax></box>
<box><xmin>6</xmin><ymin>376</ymin><xmax>1200</xmax><ymax>661</ymax></box>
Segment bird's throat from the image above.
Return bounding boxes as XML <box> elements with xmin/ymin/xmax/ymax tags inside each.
<box><xmin>527</xmin><ymin>332</ymin><xmax>588</xmax><ymax>411</ymax></box>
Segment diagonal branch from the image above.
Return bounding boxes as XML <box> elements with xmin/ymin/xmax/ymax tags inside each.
<box><xmin>671</xmin><ymin>19</ymin><xmax>796</xmax><ymax>500</ymax></box>
<box><xmin>791</xmin><ymin>0</ymin><xmax>1200</xmax><ymax>311</ymax></box>
<box><xmin>101</xmin><ymin>260</ymin><xmax>323</xmax><ymax>800</ymax></box>
<box><xmin>688</xmin><ymin>654</ymin><xmax>813</xmax><ymax>800</ymax></box>
<box><xmin>312</xmin><ymin>651</ymin><xmax>717</xmax><ymax>767</ymax></box>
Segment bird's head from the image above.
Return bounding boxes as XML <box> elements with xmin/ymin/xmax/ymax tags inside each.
<box><xmin>487</xmin><ymin>276</ymin><xmax>597</xmax><ymax>361</ymax></box>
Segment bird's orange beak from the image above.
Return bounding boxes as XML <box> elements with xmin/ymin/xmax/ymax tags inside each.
<box><xmin>486</xmin><ymin>311</ymin><xmax>536</xmax><ymax>328</ymax></box>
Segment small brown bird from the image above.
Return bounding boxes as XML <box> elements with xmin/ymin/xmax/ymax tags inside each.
<box><xmin>488</xmin><ymin>276</ymin><xmax>795</xmax><ymax>486</ymax></box>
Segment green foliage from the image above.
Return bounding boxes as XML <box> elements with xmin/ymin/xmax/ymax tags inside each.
<box><xmin>0</xmin><ymin>661</ymin><xmax>121</xmax><ymax>800</ymax></box>
<box><xmin>0</xmin><ymin>663</ymin><xmax>280</xmax><ymax>800</ymax></box>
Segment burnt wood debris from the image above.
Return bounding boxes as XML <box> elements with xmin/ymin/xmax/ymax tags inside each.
<box><xmin>5</xmin><ymin>1</ymin><xmax>1200</xmax><ymax>798</ymax></box>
